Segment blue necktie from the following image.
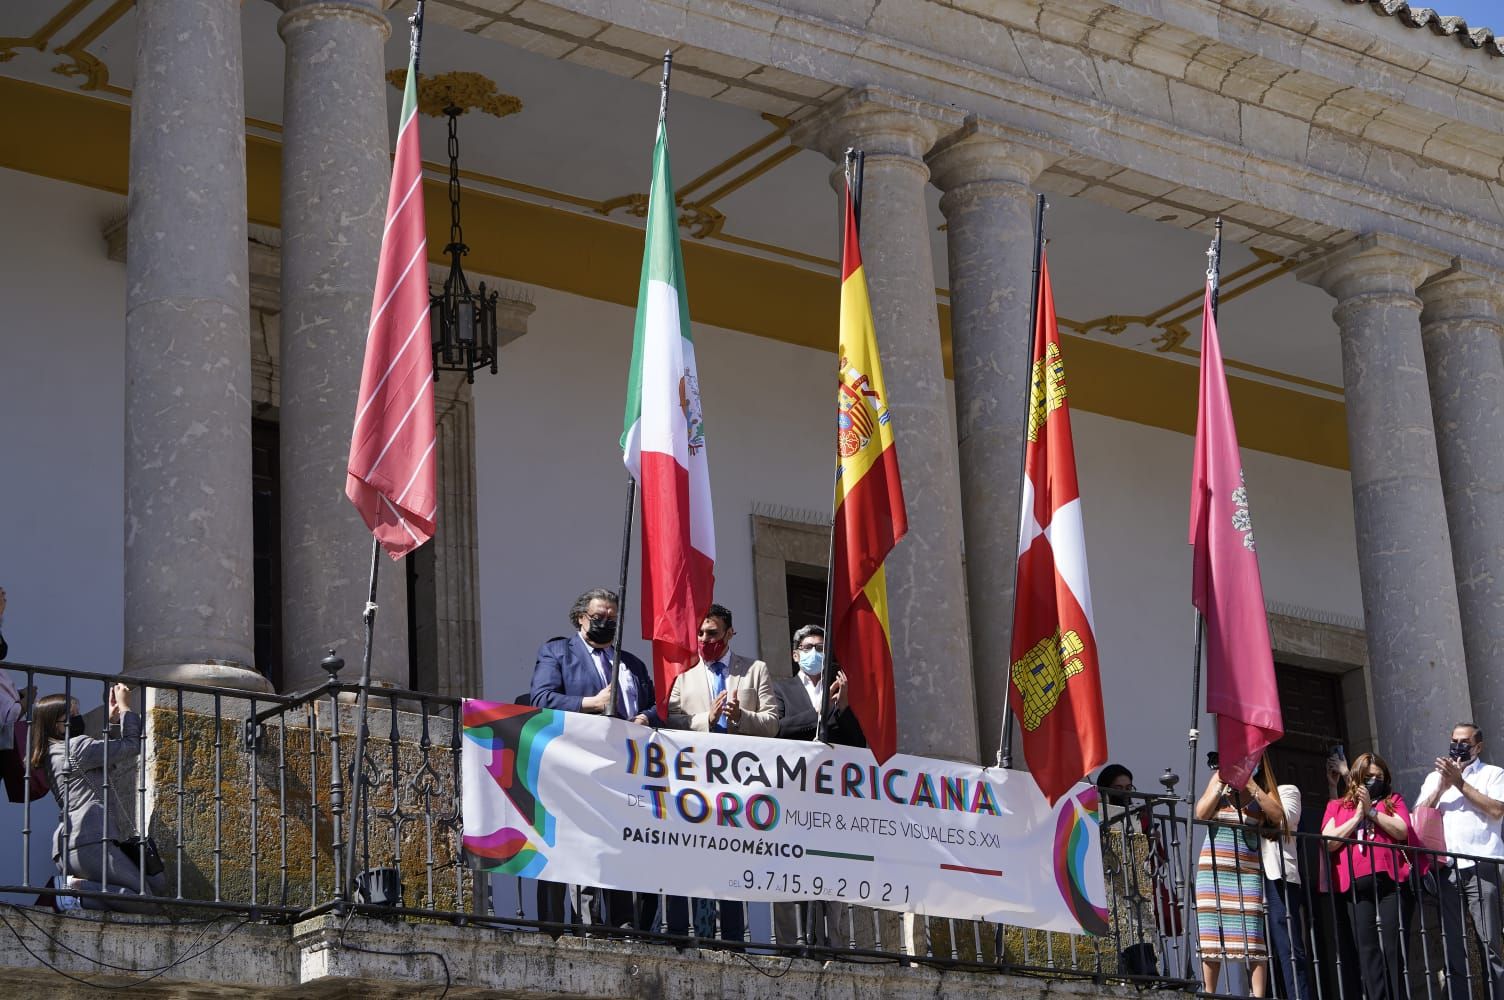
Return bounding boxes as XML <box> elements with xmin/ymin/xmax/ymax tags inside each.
<box><xmin>708</xmin><ymin>662</ymin><xmax>727</xmax><ymax>732</ymax></box>
<box><xmin>597</xmin><ymin>650</ymin><xmax>634</xmax><ymax>718</ymax></box>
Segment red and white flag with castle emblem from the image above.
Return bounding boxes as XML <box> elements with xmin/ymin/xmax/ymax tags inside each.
<box><xmin>1009</xmin><ymin>252</ymin><xmax>1108</xmax><ymax>805</ymax></box>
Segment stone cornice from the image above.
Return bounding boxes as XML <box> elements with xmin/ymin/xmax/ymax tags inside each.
<box><xmin>555</xmin><ymin>0</ymin><xmax>1504</xmax><ymax>264</ymax></box>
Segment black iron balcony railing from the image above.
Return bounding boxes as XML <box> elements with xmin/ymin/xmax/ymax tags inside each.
<box><xmin>3</xmin><ymin>662</ymin><xmax>1503</xmax><ymax>998</ymax></box>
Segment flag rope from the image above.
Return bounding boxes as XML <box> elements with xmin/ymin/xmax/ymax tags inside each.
<box><xmin>1179</xmin><ymin>215</ymin><xmax>1222</xmax><ymax>981</ymax></box>
<box><xmin>998</xmin><ymin>193</ymin><xmax>1048</xmax><ymax>770</ymax></box>
<box><xmin>815</xmin><ymin>149</ymin><xmax>862</xmax><ymax>747</ymax></box>
<box><xmin>343</xmin><ymin>0</ymin><xmax>427</xmax><ymax>907</ymax></box>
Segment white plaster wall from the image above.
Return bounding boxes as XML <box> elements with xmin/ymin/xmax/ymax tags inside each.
<box><xmin>1073</xmin><ymin>410</ymin><xmax>1362</xmax><ymax>787</ymax></box>
<box><xmin>0</xmin><ymin>167</ymin><xmax>1365</xmax><ymax>897</ymax></box>
<box><xmin>0</xmin><ymin>168</ymin><xmax>127</xmax><ymax>675</ymax></box>
<box><xmin>472</xmin><ymin>285</ymin><xmax>1365</xmax><ymax>783</ymax></box>
<box><xmin>0</xmin><ymin>168</ymin><xmax>126</xmax><ymax>894</ymax></box>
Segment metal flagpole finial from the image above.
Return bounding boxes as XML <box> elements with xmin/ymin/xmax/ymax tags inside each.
<box><xmin>658</xmin><ymin>51</ymin><xmax>673</xmax><ymax>121</ymax></box>
<box><xmin>1205</xmin><ymin>216</ymin><xmax>1224</xmax><ymax>292</ymax></box>
<box><xmin>409</xmin><ymin>0</ymin><xmax>426</xmax><ymax>74</ymax></box>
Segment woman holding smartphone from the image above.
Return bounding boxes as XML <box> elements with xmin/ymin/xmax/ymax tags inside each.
<box><xmin>29</xmin><ymin>683</ymin><xmax>164</xmax><ymax>910</ymax></box>
<box><xmin>1194</xmin><ymin>754</ymin><xmax>1285</xmax><ymax>996</ymax></box>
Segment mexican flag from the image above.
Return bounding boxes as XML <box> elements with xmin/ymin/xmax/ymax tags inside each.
<box><xmin>621</xmin><ymin>112</ymin><xmax>715</xmax><ymax>715</ymax></box>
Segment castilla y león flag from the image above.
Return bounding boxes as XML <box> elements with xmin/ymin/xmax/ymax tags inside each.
<box><xmin>346</xmin><ymin>54</ymin><xmax>437</xmax><ymax>559</ymax></box>
<box><xmin>621</xmin><ymin>102</ymin><xmax>716</xmax><ymax>715</ymax></box>
<box><xmin>1190</xmin><ymin>280</ymin><xmax>1282</xmax><ymax>789</ymax></box>
<box><xmin>1009</xmin><ymin>251</ymin><xmax>1107</xmax><ymax>805</ymax></box>
<box><xmin>832</xmin><ymin>182</ymin><xmax>907</xmax><ymax>765</ymax></box>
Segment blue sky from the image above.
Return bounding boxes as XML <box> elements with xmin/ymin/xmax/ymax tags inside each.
<box><xmin>1420</xmin><ymin>0</ymin><xmax>1497</xmax><ymax>29</ymax></box>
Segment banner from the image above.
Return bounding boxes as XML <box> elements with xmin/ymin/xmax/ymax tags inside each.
<box><xmin>462</xmin><ymin>701</ymin><xmax>1108</xmax><ymax>934</ymax></box>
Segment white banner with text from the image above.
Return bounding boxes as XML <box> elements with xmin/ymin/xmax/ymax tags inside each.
<box><xmin>461</xmin><ymin>700</ymin><xmax>1108</xmax><ymax>934</ymax></box>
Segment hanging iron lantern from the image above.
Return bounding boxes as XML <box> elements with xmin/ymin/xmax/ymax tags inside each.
<box><xmin>430</xmin><ymin>105</ymin><xmax>499</xmax><ymax>383</ymax></box>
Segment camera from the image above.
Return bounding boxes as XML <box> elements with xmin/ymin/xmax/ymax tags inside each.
<box><xmin>1206</xmin><ymin>751</ymin><xmax>1219</xmax><ymax>769</ymax></box>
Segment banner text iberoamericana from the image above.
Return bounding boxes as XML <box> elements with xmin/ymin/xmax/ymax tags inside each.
<box><xmin>622</xmin><ymin>736</ymin><xmax>1003</xmax><ymax>846</ymax></box>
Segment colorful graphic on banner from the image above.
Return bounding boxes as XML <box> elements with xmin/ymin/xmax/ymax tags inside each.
<box><xmin>461</xmin><ymin>700</ymin><xmax>1107</xmax><ymax>934</ymax></box>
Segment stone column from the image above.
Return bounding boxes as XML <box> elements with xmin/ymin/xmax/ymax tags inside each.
<box><xmin>794</xmin><ymin>88</ymin><xmax>978</xmax><ymax>763</ymax></box>
<box><xmin>123</xmin><ymin>0</ymin><xmax>265</xmax><ymax>691</ymax></box>
<box><xmin>928</xmin><ymin>119</ymin><xmax>1055</xmax><ymax>766</ymax></box>
<box><xmin>1298</xmin><ymin>235</ymin><xmax>1469</xmax><ymax>790</ymax></box>
<box><xmin>1419</xmin><ymin>262</ymin><xmax>1504</xmax><ymax>729</ymax></box>
<box><xmin>277</xmin><ymin>0</ymin><xmax>408</xmax><ymax>692</ymax></box>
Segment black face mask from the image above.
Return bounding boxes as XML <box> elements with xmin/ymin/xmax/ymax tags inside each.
<box><xmin>67</xmin><ymin>715</ymin><xmax>86</xmax><ymax>739</ymax></box>
<box><xmin>1451</xmin><ymin>740</ymin><xmax>1476</xmax><ymax>763</ymax></box>
<box><xmin>584</xmin><ymin>616</ymin><xmax>617</xmax><ymax>645</ymax></box>
<box><xmin>1364</xmin><ymin>776</ymin><xmax>1390</xmax><ymax>802</ymax></box>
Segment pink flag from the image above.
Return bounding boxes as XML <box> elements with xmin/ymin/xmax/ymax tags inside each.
<box><xmin>346</xmin><ymin>55</ymin><xmax>437</xmax><ymax>559</ymax></box>
<box><xmin>1189</xmin><ymin>283</ymin><xmax>1283</xmax><ymax>788</ymax></box>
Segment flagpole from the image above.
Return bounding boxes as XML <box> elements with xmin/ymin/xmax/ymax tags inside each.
<box><xmin>604</xmin><ymin>478</ymin><xmax>637</xmax><ymax>720</ymax></box>
<box><xmin>605</xmin><ymin>53</ymin><xmax>674</xmax><ymax>722</ymax></box>
<box><xmin>342</xmin><ymin>0</ymin><xmax>426</xmax><ymax>908</ymax></box>
<box><xmin>816</xmin><ymin>150</ymin><xmax>863</xmax><ymax>745</ymax></box>
<box><xmin>1181</xmin><ymin>215</ymin><xmax>1222</xmax><ymax>976</ymax></box>
<box><xmin>995</xmin><ymin>193</ymin><xmax>1047</xmax><ymax>770</ymax></box>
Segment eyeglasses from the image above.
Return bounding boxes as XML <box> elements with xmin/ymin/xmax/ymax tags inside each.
<box><xmin>797</xmin><ymin>643</ymin><xmax>825</xmax><ymax>652</ymax></box>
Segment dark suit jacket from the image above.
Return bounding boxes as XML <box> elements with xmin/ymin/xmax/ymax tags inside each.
<box><xmin>771</xmin><ymin>674</ymin><xmax>865</xmax><ymax>748</ymax></box>
<box><xmin>529</xmin><ymin>633</ymin><xmax>660</xmax><ymax>725</ymax></box>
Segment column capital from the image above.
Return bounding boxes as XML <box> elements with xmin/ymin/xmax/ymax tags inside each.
<box><xmin>791</xmin><ymin>86</ymin><xmax>963</xmax><ymax>165</ymax></box>
<box><xmin>1419</xmin><ymin>258</ymin><xmax>1504</xmax><ymax>324</ymax></box>
<box><xmin>1295</xmin><ymin>232</ymin><xmax>1451</xmax><ymax>302</ymax></box>
<box><xmin>277</xmin><ymin>0</ymin><xmax>391</xmax><ymax>39</ymax></box>
<box><xmin>926</xmin><ymin>117</ymin><xmax>1061</xmax><ymax>195</ymax></box>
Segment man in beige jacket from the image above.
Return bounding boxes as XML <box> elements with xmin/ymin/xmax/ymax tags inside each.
<box><xmin>662</xmin><ymin>604</ymin><xmax>780</xmax><ymax>940</ymax></box>
<box><xmin>666</xmin><ymin>604</ymin><xmax>779</xmax><ymax>737</ymax></box>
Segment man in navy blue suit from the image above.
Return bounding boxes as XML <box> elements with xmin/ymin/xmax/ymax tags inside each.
<box><xmin>529</xmin><ymin>587</ymin><xmax>658</xmax><ymax>931</ymax></box>
<box><xmin>530</xmin><ymin>587</ymin><xmax>658</xmax><ymax>726</ymax></box>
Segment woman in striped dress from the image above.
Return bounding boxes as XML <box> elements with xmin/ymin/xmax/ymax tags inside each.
<box><xmin>1193</xmin><ymin>760</ymin><xmax>1284</xmax><ymax>996</ymax></box>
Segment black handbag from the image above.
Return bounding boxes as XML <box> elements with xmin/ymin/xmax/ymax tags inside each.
<box><xmin>114</xmin><ymin>835</ymin><xmax>165</xmax><ymax>877</ymax></box>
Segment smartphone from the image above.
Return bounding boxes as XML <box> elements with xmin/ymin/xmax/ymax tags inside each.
<box><xmin>1329</xmin><ymin>744</ymin><xmax>1347</xmax><ymax>766</ymax></box>
<box><xmin>1206</xmin><ymin>751</ymin><xmax>1219</xmax><ymax>769</ymax></box>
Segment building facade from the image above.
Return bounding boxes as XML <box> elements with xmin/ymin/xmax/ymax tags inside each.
<box><xmin>1</xmin><ymin>4</ymin><xmax>1502</xmax><ymax>971</ymax></box>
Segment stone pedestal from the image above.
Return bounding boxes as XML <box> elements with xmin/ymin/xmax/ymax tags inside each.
<box><xmin>123</xmin><ymin>0</ymin><xmax>264</xmax><ymax>692</ymax></box>
<box><xmin>130</xmin><ymin>687</ymin><xmax>468</xmax><ymax>911</ymax></box>
<box><xmin>794</xmin><ymin>89</ymin><xmax>978</xmax><ymax>763</ymax></box>
<box><xmin>1299</xmin><ymin>235</ymin><xmax>1469</xmax><ymax>790</ymax></box>
<box><xmin>929</xmin><ymin>119</ymin><xmax>1056</xmax><ymax>766</ymax></box>
<box><xmin>1419</xmin><ymin>263</ymin><xmax>1504</xmax><ymax>730</ymax></box>
<box><xmin>277</xmin><ymin>0</ymin><xmax>408</xmax><ymax>692</ymax></box>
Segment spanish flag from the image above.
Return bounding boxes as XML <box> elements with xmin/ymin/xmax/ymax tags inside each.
<box><xmin>832</xmin><ymin>182</ymin><xmax>907</xmax><ymax>764</ymax></box>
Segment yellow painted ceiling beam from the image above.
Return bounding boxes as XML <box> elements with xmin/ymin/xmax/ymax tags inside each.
<box><xmin>0</xmin><ymin>75</ymin><xmax>1348</xmax><ymax>469</ymax></box>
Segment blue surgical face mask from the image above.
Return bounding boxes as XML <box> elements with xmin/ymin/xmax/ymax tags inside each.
<box><xmin>798</xmin><ymin>649</ymin><xmax>823</xmax><ymax>676</ymax></box>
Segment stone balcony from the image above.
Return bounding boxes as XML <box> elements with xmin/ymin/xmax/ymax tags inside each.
<box><xmin>0</xmin><ymin>911</ymin><xmax>1175</xmax><ymax>999</ymax></box>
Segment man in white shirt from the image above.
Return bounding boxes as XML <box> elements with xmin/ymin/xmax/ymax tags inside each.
<box><xmin>1417</xmin><ymin>723</ymin><xmax>1504</xmax><ymax>1000</ymax></box>
<box><xmin>770</xmin><ymin>625</ymin><xmax>868</xmax><ymax>950</ymax></box>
